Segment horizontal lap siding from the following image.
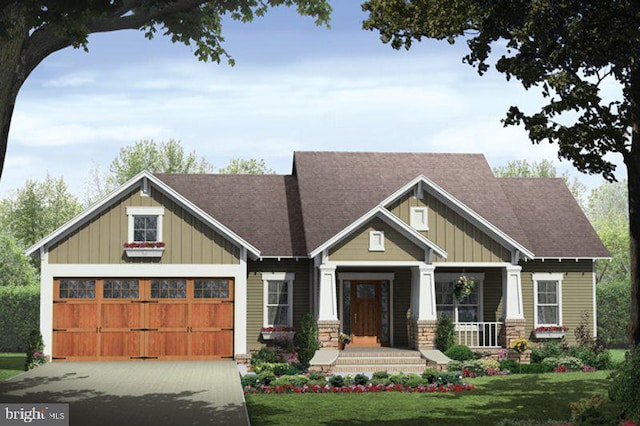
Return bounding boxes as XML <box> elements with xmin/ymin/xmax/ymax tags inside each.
<box><xmin>329</xmin><ymin>218</ymin><xmax>423</xmax><ymax>261</ymax></box>
<box><xmin>246</xmin><ymin>259</ymin><xmax>310</xmax><ymax>352</ymax></box>
<box><xmin>48</xmin><ymin>187</ymin><xmax>239</xmax><ymax>264</ymax></box>
<box><xmin>521</xmin><ymin>260</ymin><xmax>594</xmax><ymax>345</ymax></box>
<box><xmin>388</xmin><ymin>192</ymin><xmax>511</xmax><ymax>263</ymax></box>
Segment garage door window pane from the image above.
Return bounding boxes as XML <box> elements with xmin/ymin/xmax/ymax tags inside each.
<box><xmin>194</xmin><ymin>279</ymin><xmax>230</xmax><ymax>299</ymax></box>
<box><xmin>151</xmin><ymin>280</ymin><xmax>186</xmax><ymax>298</ymax></box>
<box><xmin>59</xmin><ymin>279</ymin><xmax>95</xmax><ymax>299</ymax></box>
<box><xmin>104</xmin><ymin>280</ymin><xmax>139</xmax><ymax>299</ymax></box>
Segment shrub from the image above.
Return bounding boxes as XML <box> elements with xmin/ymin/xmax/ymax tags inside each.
<box><xmin>370</xmin><ymin>377</ymin><xmax>391</xmax><ymax>386</ymax></box>
<box><xmin>0</xmin><ymin>285</ymin><xmax>40</xmax><ymax>352</ymax></box>
<box><xmin>520</xmin><ymin>363</ymin><xmax>554</xmax><ymax>374</ymax></box>
<box><xmin>272</xmin><ymin>376</ymin><xmax>293</xmax><ymax>387</ymax></box>
<box><xmin>597</xmin><ymin>280</ymin><xmax>630</xmax><ymax>346</ymax></box>
<box><xmin>569</xmin><ymin>346</ymin><xmax>612</xmax><ymax>371</ymax></box>
<box><xmin>422</xmin><ymin>368</ymin><xmax>439</xmax><ymax>383</ymax></box>
<box><xmin>294</xmin><ymin>313</ymin><xmax>320</xmax><ymax>368</ymax></box>
<box><xmin>241</xmin><ymin>374</ymin><xmax>260</xmax><ymax>388</ymax></box>
<box><xmin>342</xmin><ymin>375</ymin><xmax>355</xmax><ymax>386</ymax></box>
<box><xmin>403</xmin><ymin>374</ymin><xmax>425</xmax><ymax>388</ymax></box>
<box><xmin>257</xmin><ymin>370</ymin><xmax>276</xmax><ymax>386</ymax></box>
<box><xmin>372</xmin><ymin>371</ymin><xmax>389</xmax><ymax>380</ymax></box>
<box><xmin>288</xmin><ymin>375</ymin><xmax>309</xmax><ymax>387</ymax></box>
<box><xmin>436</xmin><ymin>371</ymin><xmax>462</xmax><ymax>385</ymax></box>
<box><xmin>354</xmin><ymin>373</ymin><xmax>369</xmax><ymax>386</ymax></box>
<box><xmin>389</xmin><ymin>373</ymin><xmax>407</xmax><ymax>385</ymax></box>
<box><xmin>328</xmin><ymin>374</ymin><xmax>344</xmax><ymax>387</ymax></box>
<box><xmin>444</xmin><ymin>344</ymin><xmax>475</xmax><ymax>361</ymax></box>
<box><xmin>479</xmin><ymin>358</ymin><xmax>500</xmax><ymax>370</ymax></box>
<box><xmin>435</xmin><ymin>315</ymin><xmax>456</xmax><ymax>352</ymax></box>
<box><xmin>609</xmin><ymin>344</ymin><xmax>640</xmax><ymax>421</ymax></box>
<box><xmin>498</xmin><ymin>359</ymin><xmax>520</xmax><ymax>373</ymax></box>
<box><xmin>531</xmin><ymin>342</ymin><xmax>564</xmax><ymax>363</ymax></box>
<box><xmin>24</xmin><ymin>329</ymin><xmax>46</xmax><ymax>370</ymax></box>
<box><xmin>251</xmin><ymin>362</ymin><xmax>289</xmax><ymax>375</ymax></box>
<box><xmin>541</xmin><ymin>356</ymin><xmax>583</xmax><ymax>371</ymax></box>
<box><xmin>569</xmin><ymin>394</ymin><xmax>608</xmax><ymax>425</ymax></box>
<box><xmin>308</xmin><ymin>371</ymin><xmax>327</xmax><ymax>386</ymax></box>
<box><xmin>447</xmin><ymin>360</ymin><xmax>462</xmax><ymax>371</ymax></box>
<box><xmin>250</xmin><ymin>347</ymin><xmax>282</xmax><ymax>367</ymax></box>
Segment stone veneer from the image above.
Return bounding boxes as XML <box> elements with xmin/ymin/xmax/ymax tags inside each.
<box><xmin>503</xmin><ymin>318</ymin><xmax>527</xmax><ymax>347</ymax></box>
<box><xmin>407</xmin><ymin>318</ymin><xmax>437</xmax><ymax>349</ymax></box>
<box><xmin>317</xmin><ymin>320</ymin><xmax>340</xmax><ymax>348</ymax></box>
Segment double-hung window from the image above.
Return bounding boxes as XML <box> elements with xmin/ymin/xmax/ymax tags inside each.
<box><xmin>262</xmin><ymin>272</ymin><xmax>295</xmax><ymax>327</ymax></box>
<box><xmin>435</xmin><ymin>274</ymin><xmax>483</xmax><ymax>323</ymax></box>
<box><xmin>533</xmin><ymin>273</ymin><xmax>563</xmax><ymax>327</ymax></box>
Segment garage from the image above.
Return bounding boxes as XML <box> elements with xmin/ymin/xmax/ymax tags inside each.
<box><xmin>52</xmin><ymin>278</ymin><xmax>234</xmax><ymax>361</ymax></box>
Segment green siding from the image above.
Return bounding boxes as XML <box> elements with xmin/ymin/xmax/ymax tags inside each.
<box><xmin>48</xmin><ymin>186</ymin><xmax>240</xmax><ymax>264</ymax></box>
<box><xmin>388</xmin><ymin>192</ymin><xmax>511</xmax><ymax>263</ymax></box>
<box><xmin>329</xmin><ymin>217</ymin><xmax>424</xmax><ymax>261</ymax></box>
<box><xmin>246</xmin><ymin>259</ymin><xmax>311</xmax><ymax>352</ymax></box>
<box><xmin>521</xmin><ymin>260</ymin><xmax>594</xmax><ymax>345</ymax></box>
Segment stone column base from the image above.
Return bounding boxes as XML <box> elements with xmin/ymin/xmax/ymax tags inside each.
<box><xmin>503</xmin><ymin>318</ymin><xmax>527</xmax><ymax>348</ymax></box>
<box><xmin>408</xmin><ymin>318</ymin><xmax>438</xmax><ymax>350</ymax></box>
<box><xmin>317</xmin><ymin>320</ymin><xmax>340</xmax><ymax>348</ymax></box>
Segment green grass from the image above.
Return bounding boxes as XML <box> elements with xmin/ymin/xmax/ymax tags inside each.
<box><xmin>246</xmin><ymin>371</ymin><xmax>617</xmax><ymax>425</ymax></box>
<box><xmin>0</xmin><ymin>353</ymin><xmax>26</xmax><ymax>381</ymax></box>
<box><xmin>608</xmin><ymin>349</ymin><xmax>628</xmax><ymax>366</ymax></box>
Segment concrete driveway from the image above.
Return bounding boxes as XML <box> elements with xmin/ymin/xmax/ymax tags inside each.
<box><xmin>0</xmin><ymin>361</ymin><xmax>249</xmax><ymax>426</ymax></box>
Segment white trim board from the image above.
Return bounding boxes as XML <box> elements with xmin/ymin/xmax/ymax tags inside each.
<box><xmin>26</xmin><ymin>170</ymin><xmax>261</xmax><ymax>259</ymax></box>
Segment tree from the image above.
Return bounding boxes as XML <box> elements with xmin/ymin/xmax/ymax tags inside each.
<box><xmin>362</xmin><ymin>0</ymin><xmax>640</xmax><ymax>345</ymax></box>
<box><xmin>587</xmin><ymin>180</ymin><xmax>630</xmax><ymax>284</ymax></box>
<box><xmin>0</xmin><ymin>1</ymin><xmax>331</xmax><ymax>180</ymax></box>
<box><xmin>218</xmin><ymin>158</ymin><xmax>275</xmax><ymax>174</ymax></box>
<box><xmin>0</xmin><ymin>174</ymin><xmax>83</xmax><ymax>248</ymax></box>
<box><xmin>0</xmin><ymin>231</ymin><xmax>38</xmax><ymax>286</ymax></box>
<box><xmin>493</xmin><ymin>159</ymin><xmax>587</xmax><ymax>207</ymax></box>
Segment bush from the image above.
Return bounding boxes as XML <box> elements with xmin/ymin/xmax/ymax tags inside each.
<box><xmin>422</xmin><ymin>368</ymin><xmax>439</xmax><ymax>383</ymax></box>
<box><xmin>354</xmin><ymin>373</ymin><xmax>369</xmax><ymax>386</ymax></box>
<box><xmin>541</xmin><ymin>356</ymin><xmax>583</xmax><ymax>370</ymax></box>
<box><xmin>597</xmin><ymin>280</ymin><xmax>630</xmax><ymax>346</ymax></box>
<box><xmin>568</xmin><ymin>346</ymin><xmax>612</xmax><ymax>370</ymax></box>
<box><xmin>372</xmin><ymin>371</ymin><xmax>389</xmax><ymax>380</ymax></box>
<box><xmin>328</xmin><ymin>374</ymin><xmax>344</xmax><ymax>387</ymax></box>
<box><xmin>479</xmin><ymin>358</ymin><xmax>500</xmax><ymax>370</ymax></box>
<box><xmin>289</xmin><ymin>375</ymin><xmax>309</xmax><ymax>387</ymax></box>
<box><xmin>241</xmin><ymin>374</ymin><xmax>260</xmax><ymax>388</ymax></box>
<box><xmin>520</xmin><ymin>363</ymin><xmax>553</xmax><ymax>374</ymax></box>
<box><xmin>294</xmin><ymin>313</ymin><xmax>320</xmax><ymax>368</ymax></box>
<box><xmin>389</xmin><ymin>373</ymin><xmax>407</xmax><ymax>385</ymax></box>
<box><xmin>24</xmin><ymin>329</ymin><xmax>45</xmax><ymax>370</ymax></box>
<box><xmin>609</xmin><ymin>344</ymin><xmax>640</xmax><ymax>421</ymax></box>
<box><xmin>404</xmin><ymin>374</ymin><xmax>426</xmax><ymax>388</ymax></box>
<box><xmin>570</xmin><ymin>394</ymin><xmax>609</xmax><ymax>425</ymax></box>
<box><xmin>436</xmin><ymin>371</ymin><xmax>462</xmax><ymax>385</ymax></box>
<box><xmin>531</xmin><ymin>342</ymin><xmax>564</xmax><ymax>363</ymax></box>
<box><xmin>250</xmin><ymin>347</ymin><xmax>282</xmax><ymax>366</ymax></box>
<box><xmin>435</xmin><ymin>315</ymin><xmax>456</xmax><ymax>352</ymax></box>
<box><xmin>0</xmin><ymin>285</ymin><xmax>40</xmax><ymax>352</ymax></box>
<box><xmin>498</xmin><ymin>359</ymin><xmax>520</xmax><ymax>373</ymax></box>
<box><xmin>444</xmin><ymin>344</ymin><xmax>475</xmax><ymax>361</ymax></box>
<box><xmin>308</xmin><ymin>371</ymin><xmax>327</xmax><ymax>386</ymax></box>
<box><xmin>251</xmin><ymin>362</ymin><xmax>289</xmax><ymax>375</ymax></box>
<box><xmin>257</xmin><ymin>370</ymin><xmax>276</xmax><ymax>386</ymax></box>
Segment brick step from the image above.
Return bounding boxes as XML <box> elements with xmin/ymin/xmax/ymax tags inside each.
<box><xmin>335</xmin><ymin>356</ymin><xmax>426</xmax><ymax>366</ymax></box>
<box><xmin>330</xmin><ymin>364</ymin><xmax>428</xmax><ymax>374</ymax></box>
<box><xmin>338</xmin><ymin>350</ymin><xmax>422</xmax><ymax>358</ymax></box>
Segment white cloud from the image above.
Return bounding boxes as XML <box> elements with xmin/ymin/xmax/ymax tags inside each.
<box><xmin>43</xmin><ymin>74</ymin><xmax>95</xmax><ymax>88</ymax></box>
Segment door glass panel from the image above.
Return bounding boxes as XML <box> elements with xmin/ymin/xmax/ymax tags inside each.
<box><xmin>59</xmin><ymin>279</ymin><xmax>96</xmax><ymax>299</ymax></box>
<box><xmin>103</xmin><ymin>279</ymin><xmax>139</xmax><ymax>299</ymax></box>
<box><xmin>356</xmin><ymin>284</ymin><xmax>376</xmax><ymax>298</ymax></box>
<box><xmin>380</xmin><ymin>281</ymin><xmax>389</xmax><ymax>343</ymax></box>
<box><xmin>343</xmin><ymin>281</ymin><xmax>351</xmax><ymax>335</ymax></box>
<box><xmin>194</xmin><ymin>279</ymin><xmax>230</xmax><ymax>299</ymax></box>
<box><xmin>151</xmin><ymin>279</ymin><xmax>187</xmax><ymax>299</ymax></box>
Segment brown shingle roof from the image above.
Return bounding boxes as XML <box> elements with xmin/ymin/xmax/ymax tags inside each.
<box><xmin>498</xmin><ymin>177</ymin><xmax>609</xmax><ymax>258</ymax></box>
<box><xmin>155</xmin><ymin>174</ymin><xmax>306</xmax><ymax>257</ymax></box>
<box><xmin>293</xmin><ymin>151</ymin><xmax>531</xmax><ymax>254</ymax></box>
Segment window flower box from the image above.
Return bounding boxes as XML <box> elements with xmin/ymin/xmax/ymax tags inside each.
<box><xmin>261</xmin><ymin>327</ymin><xmax>294</xmax><ymax>341</ymax></box>
<box><xmin>533</xmin><ymin>326</ymin><xmax>568</xmax><ymax>339</ymax></box>
<box><xmin>123</xmin><ymin>242</ymin><xmax>165</xmax><ymax>258</ymax></box>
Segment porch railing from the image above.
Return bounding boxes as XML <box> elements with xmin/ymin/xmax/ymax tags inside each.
<box><xmin>455</xmin><ymin>322</ymin><xmax>502</xmax><ymax>348</ymax></box>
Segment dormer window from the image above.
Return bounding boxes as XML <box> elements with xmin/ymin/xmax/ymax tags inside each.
<box><xmin>126</xmin><ymin>207</ymin><xmax>164</xmax><ymax>243</ymax></box>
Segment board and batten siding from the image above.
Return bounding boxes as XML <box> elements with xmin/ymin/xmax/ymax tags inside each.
<box><xmin>521</xmin><ymin>260</ymin><xmax>594</xmax><ymax>345</ymax></box>
<box><xmin>389</xmin><ymin>192</ymin><xmax>511</xmax><ymax>263</ymax></box>
<box><xmin>328</xmin><ymin>217</ymin><xmax>424</xmax><ymax>262</ymax></box>
<box><xmin>48</xmin><ymin>187</ymin><xmax>240</xmax><ymax>264</ymax></box>
<box><xmin>246</xmin><ymin>259</ymin><xmax>311</xmax><ymax>352</ymax></box>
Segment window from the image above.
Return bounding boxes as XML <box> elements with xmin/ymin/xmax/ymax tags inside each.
<box><xmin>369</xmin><ymin>230</ymin><xmax>385</xmax><ymax>251</ymax></box>
<box><xmin>410</xmin><ymin>206</ymin><xmax>429</xmax><ymax>231</ymax></box>
<box><xmin>59</xmin><ymin>279</ymin><xmax>96</xmax><ymax>299</ymax></box>
<box><xmin>194</xmin><ymin>279</ymin><xmax>231</xmax><ymax>299</ymax></box>
<box><xmin>262</xmin><ymin>272</ymin><xmax>295</xmax><ymax>327</ymax></box>
<box><xmin>103</xmin><ymin>279</ymin><xmax>139</xmax><ymax>299</ymax></box>
<box><xmin>435</xmin><ymin>274</ymin><xmax>483</xmax><ymax>323</ymax></box>
<box><xmin>126</xmin><ymin>206</ymin><xmax>164</xmax><ymax>243</ymax></box>
<box><xmin>533</xmin><ymin>273</ymin><xmax>563</xmax><ymax>327</ymax></box>
<box><xmin>150</xmin><ymin>279</ymin><xmax>187</xmax><ymax>299</ymax></box>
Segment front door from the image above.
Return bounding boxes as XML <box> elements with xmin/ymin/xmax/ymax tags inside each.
<box><xmin>350</xmin><ymin>281</ymin><xmax>387</xmax><ymax>346</ymax></box>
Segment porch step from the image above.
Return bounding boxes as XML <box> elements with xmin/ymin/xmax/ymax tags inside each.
<box><xmin>338</xmin><ymin>349</ymin><xmax>422</xmax><ymax>358</ymax></box>
<box><xmin>335</xmin><ymin>356</ymin><xmax>426</xmax><ymax>366</ymax></box>
<box><xmin>330</xmin><ymin>363</ymin><xmax>428</xmax><ymax>374</ymax></box>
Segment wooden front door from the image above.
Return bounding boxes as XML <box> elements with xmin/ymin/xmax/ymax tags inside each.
<box><xmin>350</xmin><ymin>281</ymin><xmax>384</xmax><ymax>347</ymax></box>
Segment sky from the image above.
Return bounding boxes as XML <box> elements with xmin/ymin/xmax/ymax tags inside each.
<box><xmin>1</xmin><ymin>1</ymin><xmax>626</xmax><ymax>200</ymax></box>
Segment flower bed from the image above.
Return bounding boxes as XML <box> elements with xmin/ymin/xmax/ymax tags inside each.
<box><xmin>244</xmin><ymin>383</ymin><xmax>476</xmax><ymax>394</ymax></box>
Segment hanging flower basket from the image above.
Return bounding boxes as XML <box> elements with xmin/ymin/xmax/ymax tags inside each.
<box><xmin>453</xmin><ymin>276</ymin><xmax>475</xmax><ymax>301</ymax></box>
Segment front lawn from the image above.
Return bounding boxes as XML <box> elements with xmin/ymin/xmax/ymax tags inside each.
<box><xmin>246</xmin><ymin>371</ymin><xmax>616</xmax><ymax>425</ymax></box>
<box><xmin>0</xmin><ymin>353</ymin><xmax>26</xmax><ymax>381</ymax></box>
<box><xmin>609</xmin><ymin>349</ymin><xmax>628</xmax><ymax>366</ymax></box>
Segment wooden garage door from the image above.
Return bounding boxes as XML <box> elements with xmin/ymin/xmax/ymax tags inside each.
<box><xmin>52</xmin><ymin>278</ymin><xmax>234</xmax><ymax>361</ymax></box>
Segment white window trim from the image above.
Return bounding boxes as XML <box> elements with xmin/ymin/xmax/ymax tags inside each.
<box><xmin>435</xmin><ymin>273</ymin><xmax>484</xmax><ymax>323</ymax></box>
<box><xmin>262</xmin><ymin>272</ymin><xmax>295</xmax><ymax>328</ymax></box>
<box><xmin>369</xmin><ymin>230</ymin><xmax>385</xmax><ymax>251</ymax></box>
<box><xmin>410</xmin><ymin>206</ymin><xmax>429</xmax><ymax>231</ymax></box>
<box><xmin>126</xmin><ymin>206</ymin><xmax>164</xmax><ymax>243</ymax></box>
<box><xmin>532</xmin><ymin>272</ymin><xmax>564</xmax><ymax>327</ymax></box>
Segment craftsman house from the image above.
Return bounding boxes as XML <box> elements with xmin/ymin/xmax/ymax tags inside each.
<box><xmin>27</xmin><ymin>152</ymin><xmax>608</xmax><ymax>364</ymax></box>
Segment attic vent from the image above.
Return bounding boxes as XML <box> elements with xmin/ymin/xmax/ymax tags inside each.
<box><xmin>141</xmin><ymin>178</ymin><xmax>150</xmax><ymax>197</ymax></box>
<box><xmin>410</xmin><ymin>206</ymin><xmax>429</xmax><ymax>231</ymax></box>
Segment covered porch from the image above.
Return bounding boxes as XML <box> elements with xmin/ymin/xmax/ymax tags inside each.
<box><xmin>314</xmin><ymin>262</ymin><xmax>526</xmax><ymax>351</ymax></box>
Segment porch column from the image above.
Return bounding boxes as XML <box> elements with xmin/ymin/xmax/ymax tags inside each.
<box><xmin>409</xmin><ymin>264</ymin><xmax>437</xmax><ymax>350</ymax></box>
<box><xmin>503</xmin><ymin>264</ymin><xmax>526</xmax><ymax>347</ymax></box>
<box><xmin>317</xmin><ymin>264</ymin><xmax>339</xmax><ymax>348</ymax></box>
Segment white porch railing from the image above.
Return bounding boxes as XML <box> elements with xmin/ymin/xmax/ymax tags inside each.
<box><xmin>455</xmin><ymin>322</ymin><xmax>502</xmax><ymax>348</ymax></box>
